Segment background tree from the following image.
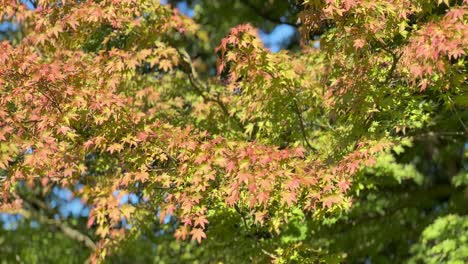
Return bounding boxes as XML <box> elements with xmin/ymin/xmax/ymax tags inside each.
<box><xmin>0</xmin><ymin>0</ymin><xmax>466</xmax><ymax>263</ymax></box>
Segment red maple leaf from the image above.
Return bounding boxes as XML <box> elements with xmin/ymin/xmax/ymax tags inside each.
<box><xmin>337</xmin><ymin>179</ymin><xmax>351</xmax><ymax>192</ymax></box>
<box><xmin>226</xmin><ymin>160</ymin><xmax>236</xmax><ymax>173</ymax></box>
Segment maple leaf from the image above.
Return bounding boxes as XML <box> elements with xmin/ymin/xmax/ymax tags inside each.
<box><xmin>322</xmin><ymin>195</ymin><xmax>342</xmax><ymax>209</ymax></box>
<box><xmin>337</xmin><ymin>179</ymin><xmax>351</xmax><ymax>192</ymax></box>
<box><xmin>346</xmin><ymin>160</ymin><xmax>361</xmax><ymax>174</ymax></box>
<box><xmin>174</xmin><ymin>226</ymin><xmax>189</xmax><ymax>240</ymax></box>
<box><xmin>226</xmin><ymin>160</ymin><xmax>236</xmax><ymax>173</ymax></box>
<box><xmin>419</xmin><ymin>79</ymin><xmax>429</xmax><ymax>91</ymax></box>
<box><xmin>136</xmin><ymin>131</ymin><xmax>148</xmax><ymax>141</ymax></box>
<box><xmin>67</xmin><ymin>19</ymin><xmax>79</xmax><ymax>31</ymax></box>
<box><xmin>254</xmin><ymin>211</ymin><xmax>267</xmax><ymax>225</ymax></box>
<box><xmin>353</xmin><ymin>39</ymin><xmax>366</xmax><ymax>49</ymax></box>
<box><xmin>86</xmin><ymin>215</ymin><xmax>96</xmax><ymax>229</ymax></box>
<box><xmin>190</xmin><ymin>228</ymin><xmax>207</xmax><ymax>243</ymax></box>
<box><xmin>281</xmin><ymin>191</ymin><xmax>297</xmax><ymax>207</ymax></box>
<box><xmin>63</xmin><ymin>167</ymin><xmax>75</xmax><ymax>177</ymax></box>
<box><xmin>226</xmin><ymin>190</ymin><xmax>239</xmax><ymax>206</ymax></box>
<box><xmin>286</xmin><ymin>178</ymin><xmax>301</xmax><ymax>190</ymax></box>
<box><xmin>293</xmin><ymin>146</ymin><xmax>306</xmax><ymax>158</ymax></box>
<box><xmin>257</xmin><ymin>191</ymin><xmax>270</xmax><ymax>204</ymax></box>
<box><xmin>83</xmin><ymin>140</ymin><xmax>94</xmax><ymax>150</ymax></box>
<box><xmin>159</xmin><ymin>59</ymin><xmax>172</xmax><ymax>72</ymax></box>
<box><xmin>445</xmin><ymin>8</ymin><xmax>465</xmax><ymax>21</ymax></box>
<box><xmin>194</xmin><ymin>216</ymin><xmax>209</xmax><ymax>229</ymax></box>
<box><xmin>57</xmin><ymin>126</ymin><xmax>72</xmax><ymax>135</ymax></box>
<box><xmin>134</xmin><ymin>171</ymin><xmax>149</xmax><ymax>182</ymax></box>
<box><xmin>237</xmin><ymin>172</ymin><xmax>250</xmax><ymax>184</ymax></box>
<box><xmin>343</xmin><ymin>0</ymin><xmax>358</xmax><ymax>11</ymax></box>
<box><xmin>107</xmin><ymin>143</ymin><xmax>124</xmax><ymax>154</ymax></box>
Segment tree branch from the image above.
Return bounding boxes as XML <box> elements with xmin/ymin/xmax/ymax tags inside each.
<box><xmin>234</xmin><ymin>204</ymin><xmax>251</xmax><ymax>234</ymax></box>
<box><xmin>19</xmin><ymin>194</ymin><xmax>97</xmax><ymax>250</ymax></box>
<box><xmin>450</xmin><ymin>106</ymin><xmax>468</xmax><ymax>133</ymax></box>
<box><xmin>382</xmin><ymin>48</ymin><xmax>401</xmax><ymax>84</ymax></box>
<box><xmin>177</xmin><ymin>48</ymin><xmax>246</xmax><ymax>133</ymax></box>
<box><xmin>283</xmin><ymin>85</ymin><xmax>317</xmax><ymax>152</ymax></box>
<box><xmin>18</xmin><ymin>208</ymin><xmax>97</xmax><ymax>250</ymax></box>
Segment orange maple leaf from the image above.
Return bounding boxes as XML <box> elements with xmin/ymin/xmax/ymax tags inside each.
<box><xmin>190</xmin><ymin>228</ymin><xmax>206</xmax><ymax>243</ymax></box>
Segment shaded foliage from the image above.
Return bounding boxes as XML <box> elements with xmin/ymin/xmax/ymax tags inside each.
<box><xmin>0</xmin><ymin>0</ymin><xmax>466</xmax><ymax>263</ymax></box>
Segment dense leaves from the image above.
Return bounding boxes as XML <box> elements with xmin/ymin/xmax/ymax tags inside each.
<box><xmin>0</xmin><ymin>0</ymin><xmax>467</xmax><ymax>263</ymax></box>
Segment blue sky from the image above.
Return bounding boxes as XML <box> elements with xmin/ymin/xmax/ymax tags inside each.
<box><xmin>259</xmin><ymin>24</ymin><xmax>296</xmax><ymax>52</ymax></box>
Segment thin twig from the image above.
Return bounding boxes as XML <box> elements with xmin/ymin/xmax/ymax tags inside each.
<box><xmin>234</xmin><ymin>204</ymin><xmax>249</xmax><ymax>232</ymax></box>
<box><xmin>451</xmin><ymin>107</ymin><xmax>468</xmax><ymax>133</ymax></box>
<box><xmin>261</xmin><ymin>248</ymin><xmax>278</xmax><ymax>260</ymax></box>
<box><xmin>177</xmin><ymin>48</ymin><xmax>246</xmax><ymax>132</ymax></box>
<box><xmin>283</xmin><ymin>86</ymin><xmax>316</xmax><ymax>152</ymax></box>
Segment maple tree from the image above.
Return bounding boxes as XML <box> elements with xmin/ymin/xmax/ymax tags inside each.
<box><xmin>0</xmin><ymin>0</ymin><xmax>467</xmax><ymax>263</ymax></box>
